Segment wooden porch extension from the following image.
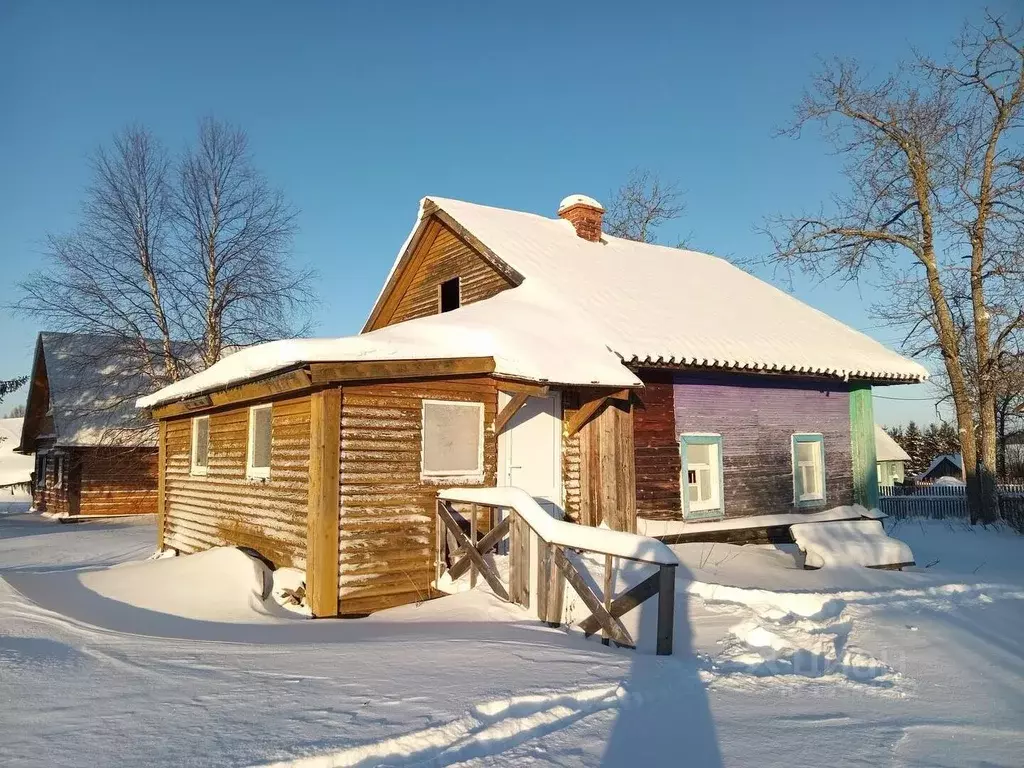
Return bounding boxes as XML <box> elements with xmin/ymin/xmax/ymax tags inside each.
<box><xmin>435</xmin><ymin>487</ymin><xmax>679</xmax><ymax>655</ymax></box>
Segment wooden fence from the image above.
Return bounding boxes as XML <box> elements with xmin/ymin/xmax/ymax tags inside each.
<box><xmin>435</xmin><ymin>490</ymin><xmax>678</xmax><ymax>655</ymax></box>
<box><xmin>879</xmin><ymin>484</ymin><xmax>1024</xmax><ymax>530</ymax></box>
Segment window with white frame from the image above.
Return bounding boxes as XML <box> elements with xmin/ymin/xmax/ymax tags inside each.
<box><xmin>246</xmin><ymin>405</ymin><xmax>272</xmax><ymax>480</ymax></box>
<box><xmin>191</xmin><ymin>415</ymin><xmax>210</xmax><ymax>476</ymax></box>
<box><xmin>421</xmin><ymin>399</ymin><xmax>484</xmax><ymax>480</ymax></box>
<box><xmin>680</xmin><ymin>434</ymin><xmax>723</xmax><ymax>519</ymax></box>
<box><xmin>792</xmin><ymin>433</ymin><xmax>825</xmax><ymax>507</ymax></box>
<box><xmin>54</xmin><ymin>455</ymin><xmax>65</xmax><ymax>489</ymax></box>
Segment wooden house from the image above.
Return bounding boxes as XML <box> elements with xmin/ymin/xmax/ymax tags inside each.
<box><xmin>919</xmin><ymin>453</ymin><xmax>965</xmax><ymax>484</ymax></box>
<box><xmin>18</xmin><ymin>333</ymin><xmax>160</xmax><ymax>518</ymax></box>
<box><xmin>875</xmin><ymin>425</ymin><xmax>911</xmax><ymax>486</ymax></box>
<box><xmin>138</xmin><ymin>194</ymin><xmax>927</xmax><ymax>617</ymax></box>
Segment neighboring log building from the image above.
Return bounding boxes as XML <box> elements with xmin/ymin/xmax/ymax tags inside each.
<box><xmin>139</xmin><ymin>194</ymin><xmax>928</xmax><ymax>617</ymax></box>
<box><xmin>18</xmin><ymin>333</ymin><xmax>160</xmax><ymax>518</ymax></box>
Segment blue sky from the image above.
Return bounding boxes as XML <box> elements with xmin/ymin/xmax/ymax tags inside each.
<box><xmin>1</xmin><ymin>0</ymin><xmax>1008</xmax><ymax>424</ymax></box>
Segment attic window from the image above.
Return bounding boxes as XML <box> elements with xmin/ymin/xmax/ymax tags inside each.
<box><xmin>439</xmin><ymin>277</ymin><xmax>461</xmax><ymax>313</ymax></box>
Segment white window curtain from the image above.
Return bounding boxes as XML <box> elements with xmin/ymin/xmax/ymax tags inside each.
<box><xmin>422</xmin><ymin>400</ymin><xmax>484</xmax><ymax>480</ymax></box>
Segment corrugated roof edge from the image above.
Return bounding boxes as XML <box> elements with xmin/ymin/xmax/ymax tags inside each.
<box><xmin>628</xmin><ymin>356</ymin><xmax>926</xmax><ymax>384</ymax></box>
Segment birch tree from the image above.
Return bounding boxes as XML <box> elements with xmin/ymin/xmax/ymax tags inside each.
<box><xmin>17</xmin><ymin>118</ymin><xmax>314</xmax><ymax>390</ymax></box>
<box><xmin>17</xmin><ymin>127</ymin><xmax>180</xmax><ymax>385</ymax></box>
<box><xmin>758</xmin><ymin>14</ymin><xmax>1024</xmax><ymax>524</ymax></box>
<box><xmin>173</xmin><ymin>118</ymin><xmax>309</xmax><ymax>368</ymax></box>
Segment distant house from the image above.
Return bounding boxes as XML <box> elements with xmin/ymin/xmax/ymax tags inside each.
<box><xmin>920</xmin><ymin>453</ymin><xmax>965</xmax><ymax>483</ymax></box>
<box><xmin>17</xmin><ymin>332</ymin><xmax>162</xmax><ymax>518</ymax></box>
<box><xmin>0</xmin><ymin>418</ymin><xmax>33</xmax><ymax>495</ymax></box>
<box><xmin>137</xmin><ymin>194</ymin><xmax>927</xmax><ymax>616</ymax></box>
<box><xmin>875</xmin><ymin>425</ymin><xmax>911</xmax><ymax>486</ymax></box>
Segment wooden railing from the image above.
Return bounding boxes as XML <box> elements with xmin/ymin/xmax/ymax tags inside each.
<box><xmin>435</xmin><ymin>488</ymin><xmax>679</xmax><ymax>655</ymax></box>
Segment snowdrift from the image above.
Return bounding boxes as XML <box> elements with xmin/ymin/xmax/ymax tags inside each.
<box><xmin>791</xmin><ymin>519</ymin><xmax>914</xmax><ymax>569</ymax></box>
<box><xmin>80</xmin><ymin>546</ymin><xmax>273</xmax><ymax>621</ymax></box>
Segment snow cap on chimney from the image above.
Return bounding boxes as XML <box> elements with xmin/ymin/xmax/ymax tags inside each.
<box><xmin>557</xmin><ymin>194</ymin><xmax>604</xmax><ymax>242</ymax></box>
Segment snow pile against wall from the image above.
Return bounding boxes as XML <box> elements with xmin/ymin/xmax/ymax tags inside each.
<box><xmin>76</xmin><ymin>546</ymin><xmax>276</xmax><ymax>622</ymax></box>
<box><xmin>791</xmin><ymin>519</ymin><xmax>914</xmax><ymax>569</ymax></box>
<box><xmin>638</xmin><ymin>505</ymin><xmax>883</xmax><ymax>538</ymax></box>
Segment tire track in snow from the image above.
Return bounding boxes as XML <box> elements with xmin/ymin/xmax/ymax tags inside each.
<box><xmin>253</xmin><ymin>684</ymin><xmax>627</xmax><ymax>768</ymax></box>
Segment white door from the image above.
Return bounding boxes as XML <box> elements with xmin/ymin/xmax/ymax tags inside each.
<box><xmin>498</xmin><ymin>392</ymin><xmax>563</xmax><ymax>516</ymax></box>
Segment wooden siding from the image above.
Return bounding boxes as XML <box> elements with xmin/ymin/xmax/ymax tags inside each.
<box><xmin>163</xmin><ymin>394</ymin><xmax>311</xmax><ymax>568</ymax></box>
<box><xmin>338</xmin><ymin>377</ymin><xmax>498</xmax><ymax>615</ymax></box>
<box><xmin>385</xmin><ymin>223</ymin><xmax>514</xmax><ymax>327</ymax></box>
<box><xmin>634</xmin><ymin>371</ymin><xmax>854</xmax><ymax>519</ymax></box>
<box><xmin>78</xmin><ymin>448</ymin><xmax>158</xmax><ymax>516</ymax></box>
<box><xmin>578</xmin><ymin>397</ymin><xmax>637</xmax><ymax>532</ymax></box>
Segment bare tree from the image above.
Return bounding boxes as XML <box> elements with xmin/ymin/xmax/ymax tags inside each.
<box><xmin>605</xmin><ymin>169</ymin><xmax>686</xmax><ymax>244</ymax></box>
<box><xmin>6</xmin><ymin>404</ymin><xmax>26</xmax><ymax>419</ymax></box>
<box><xmin>16</xmin><ymin>118</ymin><xmax>315</xmax><ymax>394</ymax></box>
<box><xmin>756</xmin><ymin>14</ymin><xmax>1024</xmax><ymax>524</ymax></box>
<box><xmin>17</xmin><ymin>127</ymin><xmax>179</xmax><ymax>385</ymax></box>
<box><xmin>173</xmin><ymin>118</ymin><xmax>311</xmax><ymax>368</ymax></box>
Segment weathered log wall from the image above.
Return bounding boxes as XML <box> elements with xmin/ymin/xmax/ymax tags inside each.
<box><xmin>78</xmin><ymin>448</ymin><xmax>158</xmax><ymax>516</ymax></box>
<box><xmin>162</xmin><ymin>394</ymin><xmax>311</xmax><ymax>568</ymax></box>
<box><xmin>35</xmin><ymin>452</ymin><xmax>76</xmax><ymax>516</ymax></box>
<box><xmin>338</xmin><ymin>377</ymin><xmax>497</xmax><ymax>615</ymax></box>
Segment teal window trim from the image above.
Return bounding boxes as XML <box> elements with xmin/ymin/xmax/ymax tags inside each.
<box><xmin>680</xmin><ymin>433</ymin><xmax>725</xmax><ymax>521</ymax></box>
<box><xmin>792</xmin><ymin>433</ymin><xmax>826</xmax><ymax>509</ymax></box>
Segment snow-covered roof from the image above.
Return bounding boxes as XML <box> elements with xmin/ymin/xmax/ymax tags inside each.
<box><xmin>138</xmin><ymin>289</ymin><xmax>639</xmax><ymax>408</ymax></box>
<box><xmin>921</xmin><ymin>453</ymin><xmax>964</xmax><ymax>478</ymax></box>
<box><xmin>874</xmin><ymin>425</ymin><xmax>911</xmax><ymax>463</ymax></box>
<box><xmin>419</xmin><ymin>197</ymin><xmax>927</xmax><ymax>382</ymax></box>
<box><xmin>31</xmin><ymin>333</ymin><xmax>167</xmax><ymax>448</ymax></box>
<box><xmin>139</xmin><ymin>195</ymin><xmax>927</xmax><ymax>408</ymax></box>
<box><xmin>0</xmin><ymin>418</ymin><xmax>33</xmax><ymax>487</ymax></box>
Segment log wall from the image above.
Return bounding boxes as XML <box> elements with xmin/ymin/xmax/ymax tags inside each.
<box><xmin>633</xmin><ymin>370</ymin><xmax>854</xmax><ymax>519</ymax></box>
<box><xmin>35</xmin><ymin>452</ymin><xmax>76</xmax><ymax>517</ymax></box>
<box><xmin>386</xmin><ymin>223</ymin><xmax>514</xmax><ymax>326</ymax></box>
<box><xmin>338</xmin><ymin>377</ymin><xmax>498</xmax><ymax>615</ymax></box>
<box><xmin>561</xmin><ymin>391</ymin><xmax>582</xmax><ymax>522</ymax></box>
<box><xmin>162</xmin><ymin>394</ymin><xmax>311</xmax><ymax>568</ymax></box>
<box><xmin>78</xmin><ymin>448</ymin><xmax>158</xmax><ymax>516</ymax></box>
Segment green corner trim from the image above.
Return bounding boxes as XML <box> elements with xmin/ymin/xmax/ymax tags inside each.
<box><xmin>849</xmin><ymin>385</ymin><xmax>879</xmax><ymax>510</ymax></box>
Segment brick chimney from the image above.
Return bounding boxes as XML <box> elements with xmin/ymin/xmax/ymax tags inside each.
<box><xmin>558</xmin><ymin>194</ymin><xmax>604</xmax><ymax>242</ymax></box>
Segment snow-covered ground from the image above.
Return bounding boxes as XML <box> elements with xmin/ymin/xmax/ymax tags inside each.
<box><xmin>1</xmin><ymin>512</ymin><xmax>1022</xmax><ymax>767</ymax></box>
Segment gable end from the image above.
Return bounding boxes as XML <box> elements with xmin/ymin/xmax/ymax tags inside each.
<box><xmin>363</xmin><ymin>208</ymin><xmax>523</xmax><ymax>332</ymax></box>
